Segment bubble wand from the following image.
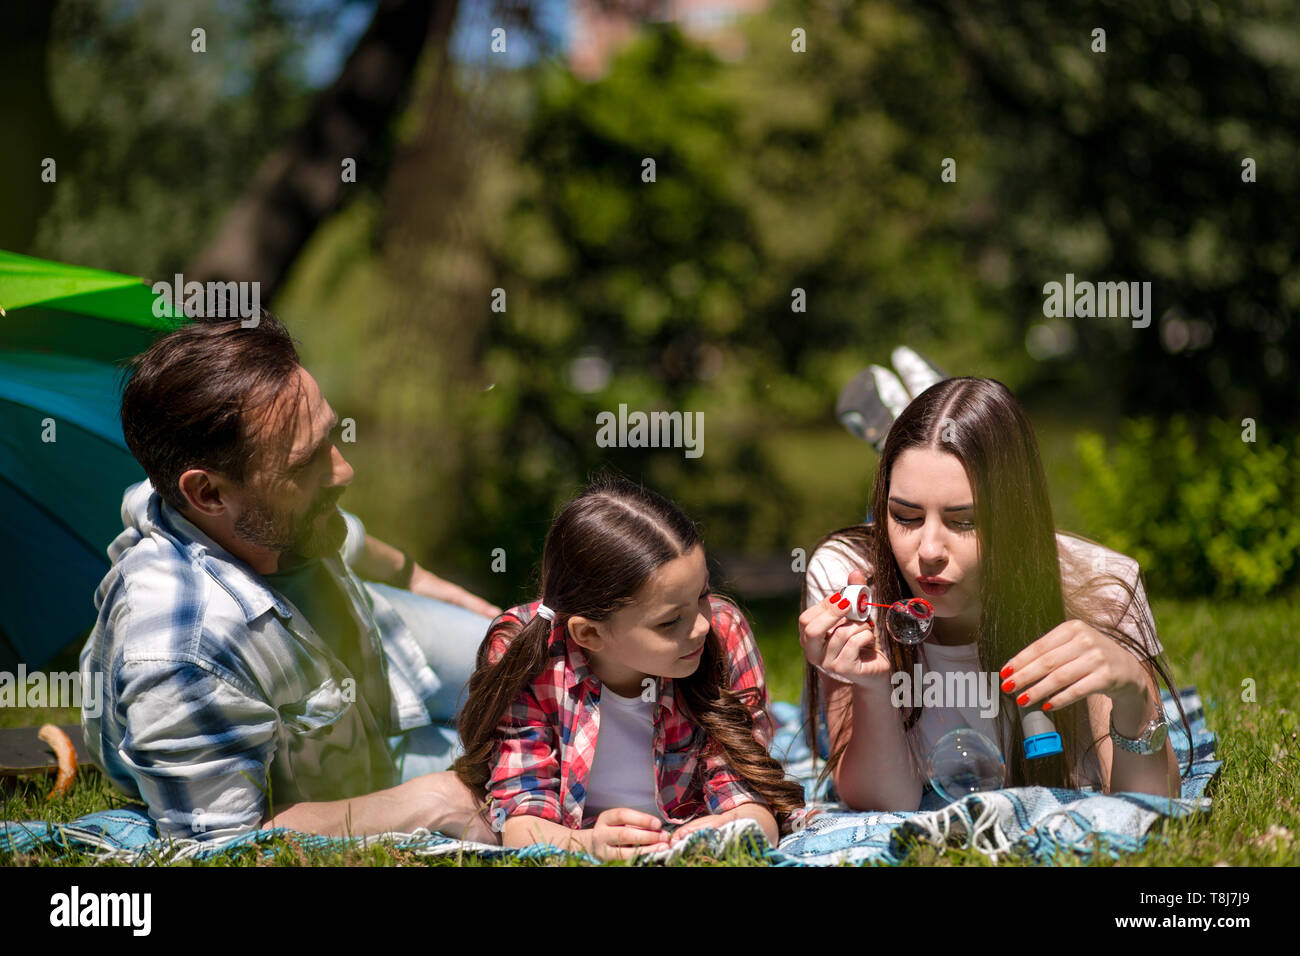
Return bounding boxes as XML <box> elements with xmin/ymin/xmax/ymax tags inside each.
<box><xmin>832</xmin><ymin>585</ymin><xmax>935</xmax><ymax>643</ymax></box>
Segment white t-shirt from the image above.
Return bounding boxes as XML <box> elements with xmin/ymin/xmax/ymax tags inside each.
<box><xmin>804</xmin><ymin>530</ymin><xmax>1163</xmax><ymax>788</ymax></box>
<box><xmin>583</xmin><ymin>686</ymin><xmax>663</xmax><ymax>821</ymax></box>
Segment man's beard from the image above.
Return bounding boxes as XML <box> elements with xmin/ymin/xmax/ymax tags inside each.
<box><xmin>234</xmin><ymin>488</ymin><xmax>347</xmax><ymax>561</ymax></box>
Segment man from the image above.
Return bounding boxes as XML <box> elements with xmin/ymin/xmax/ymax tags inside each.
<box><xmin>80</xmin><ymin>313</ymin><xmax>500</xmax><ymax>843</ymax></box>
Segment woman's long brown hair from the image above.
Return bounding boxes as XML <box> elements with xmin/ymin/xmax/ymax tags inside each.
<box><xmin>801</xmin><ymin>377</ymin><xmax>1192</xmax><ymax>795</ymax></box>
<box><xmin>454</xmin><ymin>474</ymin><xmax>804</xmax><ymax>828</ymax></box>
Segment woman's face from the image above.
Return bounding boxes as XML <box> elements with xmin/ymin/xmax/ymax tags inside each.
<box><xmin>886</xmin><ymin>447</ymin><xmax>981</xmax><ymax>639</ymax></box>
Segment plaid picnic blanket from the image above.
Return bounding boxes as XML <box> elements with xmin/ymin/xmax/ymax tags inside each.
<box><xmin>0</xmin><ymin>688</ymin><xmax>1218</xmax><ymax>866</ymax></box>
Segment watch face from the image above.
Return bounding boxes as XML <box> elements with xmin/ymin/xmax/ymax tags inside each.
<box><xmin>1149</xmin><ymin>721</ymin><xmax>1168</xmax><ymax>751</ymax></box>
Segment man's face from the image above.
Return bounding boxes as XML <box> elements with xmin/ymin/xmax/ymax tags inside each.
<box><xmin>234</xmin><ymin>366</ymin><xmax>353</xmax><ymax>562</ymax></box>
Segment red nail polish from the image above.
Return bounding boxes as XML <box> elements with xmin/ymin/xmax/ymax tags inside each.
<box><xmin>838</xmin><ymin>599</ymin><xmax>851</xmax><ymax>610</ymax></box>
<box><xmin>1042</xmin><ymin>702</ymin><xmax>1053</xmax><ymax>712</ymax></box>
<box><xmin>999</xmin><ymin>665</ymin><xmax>1014</xmax><ymax>679</ymax></box>
<box><xmin>829</xmin><ymin>593</ymin><xmax>842</xmax><ymax>603</ymax></box>
<box><xmin>1001</xmin><ymin>680</ymin><xmax>1015</xmax><ymax>693</ymax></box>
<box><xmin>1017</xmin><ymin>693</ymin><xmax>1029</xmax><ymax>707</ymax></box>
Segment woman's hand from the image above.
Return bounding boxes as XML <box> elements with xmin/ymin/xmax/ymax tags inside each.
<box><xmin>798</xmin><ymin>570</ymin><xmax>892</xmax><ymax>687</ymax></box>
<box><xmin>1000</xmin><ymin>619</ymin><xmax>1151</xmax><ymax>715</ymax></box>
<box><xmin>586</xmin><ymin>808</ymin><xmax>672</xmax><ymax>861</ymax></box>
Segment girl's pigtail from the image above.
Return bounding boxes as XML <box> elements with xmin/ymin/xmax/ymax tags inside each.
<box><xmin>453</xmin><ymin>610</ymin><xmax>555</xmax><ymax>796</ymax></box>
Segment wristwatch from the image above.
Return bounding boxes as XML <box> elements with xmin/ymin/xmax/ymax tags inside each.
<box><xmin>1109</xmin><ymin>712</ymin><xmax>1169</xmax><ymax>755</ymax></box>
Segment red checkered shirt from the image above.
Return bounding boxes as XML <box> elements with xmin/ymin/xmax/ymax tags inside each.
<box><xmin>484</xmin><ymin>595</ymin><xmax>776</xmax><ymax>830</ymax></box>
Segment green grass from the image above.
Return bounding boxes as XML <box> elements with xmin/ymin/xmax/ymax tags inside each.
<box><xmin>4</xmin><ymin>595</ymin><xmax>1298</xmax><ymax>866</ymax></box>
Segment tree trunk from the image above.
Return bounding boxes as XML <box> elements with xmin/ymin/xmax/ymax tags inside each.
<box><xmin>0</xmin><ymin>2</ymin><xmax>68</xmax><ymax>252</ymax></box>
<box><xmin>185</xmin><ymin>0</ymin><xmax>459</xmax><ymax>296</ymax></box>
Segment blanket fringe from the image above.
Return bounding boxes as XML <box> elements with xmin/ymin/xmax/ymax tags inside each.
<box><xmin>907</xmin><ymin>796</ymin><xmax>1014</xmax><ymax>862</ymax></box>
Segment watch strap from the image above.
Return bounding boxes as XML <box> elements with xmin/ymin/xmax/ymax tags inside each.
<box><xmin>1109</xmin><ymin>713</ymin><xmax>1167</xmax><ymax>754</ymax></box>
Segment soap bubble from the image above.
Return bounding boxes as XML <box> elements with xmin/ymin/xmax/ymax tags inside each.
<box><xmin>886</xmin><ymin>598</ymin><xmax>934</xmax><ymax>645</ymax></box>
<box><xmin>925</xmin><ymin>728</ymin><xmax>1005</xmax><ymax>804</ymax></box>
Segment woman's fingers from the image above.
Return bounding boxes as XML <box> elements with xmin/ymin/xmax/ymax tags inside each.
<box><xmin>822</xmin><ymin>617</ymin><xmax>868</xmax><ymax>663</ymax></box>
<box><xmin>1001</xmin><ymin>620</ymin><xmax>1079</xmax><ymax>679</ymax></box>
<box><xmin>1024</xmin><ymin>660</ymin><xmax>1107</xmax><ymax>712</ymax></box>
<box><xmin>800</xmin><ymin>594</ymin><xmax>856</xmax><ymax>662</ymax></box>
<box><xmin>830</xmin><ymin>626</ymin><xmax>886</xmax><ymax>675</ymax></box>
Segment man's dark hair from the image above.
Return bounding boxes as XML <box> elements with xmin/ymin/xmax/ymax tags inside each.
<box><xmin>119</xmin><ymin>313</ymin><xmax>302</xmax><ymax>515</ymax></box>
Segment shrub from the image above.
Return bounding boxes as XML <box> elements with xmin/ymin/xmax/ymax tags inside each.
<box><xmin>1072</xmin><ymin>418</ymin><xmax>1300</xmax><ymax>598</ymax></box>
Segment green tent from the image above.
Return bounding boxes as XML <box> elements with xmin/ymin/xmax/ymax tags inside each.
<box><xmin>0</xmin><ymin>251</ymin><xmax>184</xmax><ymax>668</ymax></box>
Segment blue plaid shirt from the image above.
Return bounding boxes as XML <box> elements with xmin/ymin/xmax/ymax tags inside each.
<box><xmin>80</xmin><ymin>479</ymin><xmax>443</xmax><ymax>842</ymax></box>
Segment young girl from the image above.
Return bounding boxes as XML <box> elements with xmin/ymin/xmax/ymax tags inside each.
<box><xmin>799</xmin><ymin>377</ymin><xmax>1191</xmax><ymax>811</ymax></box>
<box><xmin>454</xmin><ymin>476</ymin><xmax>803</xmax><ymax>859</ymax></box>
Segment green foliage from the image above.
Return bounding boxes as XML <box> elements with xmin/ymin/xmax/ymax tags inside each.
<box><xmin>1072</xmin><ymin>418</ymin><xmax>1300</xmax><ymax>597</ymax></box>
<box><xmin>30</xmin><ymin>0</ymin><xmax>342</xmax><ymax>278</ymax></box>
<box><xmin>21</xmin><ymin>0</ymin><xmax>1300</xmax><ymax>609</ymax></box>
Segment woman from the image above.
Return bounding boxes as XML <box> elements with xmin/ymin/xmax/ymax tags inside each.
<box><xmin>799</xmin><ymin>377</ymin><xmax>1190</xmax><ymax>811</ymax></box>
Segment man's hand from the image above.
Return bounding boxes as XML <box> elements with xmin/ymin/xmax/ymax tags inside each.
<box><xmin>264</xmin><ymin>771</ymin><xmax>502</xmax><ymax>842</ymax></box>
<box><xmin>409</xmin><ymin>565</ymin><xmax>502</xmax><ymax>619</ymax></box>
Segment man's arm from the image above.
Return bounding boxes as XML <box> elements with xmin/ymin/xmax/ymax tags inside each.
<box><xmin>351</xmin><ymin>530</ymin><xmax>501</xmax><ymax>618</ymax></box>
<box><xmin>265</xmin><ymin>771</ymin><xmax>500</xmax><ymax>842</ymax></box>
<box><xmin>113</xmin><ymin>658</ymin><xmax>279</xmax><ymax>842</ymax></box>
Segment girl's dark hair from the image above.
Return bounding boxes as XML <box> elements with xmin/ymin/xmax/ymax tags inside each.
<box><xmin>454</xmin><ymin>475</ymin><xmax>804</xmax><ymax>828</ymax></box>
<box><xmin>801</xmin><ymin>377</ymin><xmax>1191</xmax><ymax>794</ymax></box>
<box><xmin>119</xmin><ymin>314</ymin><xmax>302</xmax><ymax>514</ymax></box>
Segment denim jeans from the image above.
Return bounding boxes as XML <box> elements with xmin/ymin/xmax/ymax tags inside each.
<box><xmin>364</xmin><ymin>582</ymin><xmax>492</xmax><ymax>782</ymax></box>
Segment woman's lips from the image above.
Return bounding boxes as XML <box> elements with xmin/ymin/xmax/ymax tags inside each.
<box><xmin>680</xmin><ymin>645</ymin><xmax>705</xmax><ymax>660</ymax></box>
<box><xmin>917</xmin><ymin>578</ymin><xmax>952</xmax><ymax>597</ymax></box>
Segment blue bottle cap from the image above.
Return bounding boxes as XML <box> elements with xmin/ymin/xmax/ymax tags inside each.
<box><xmin>1024</xmin><ymin>731</ymin><xmax>1063</xmax><ymax>759</ymax></box>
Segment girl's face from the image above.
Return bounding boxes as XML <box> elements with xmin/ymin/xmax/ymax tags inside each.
<box><xmin>577</xmin><ymin>544</ymin><xmax>713</xmax><ymax>697</ymax></box>
<box><xmin>886</xmin><ymin>447</ymin><xmax>982</xmax><ymax>641</ymax></box>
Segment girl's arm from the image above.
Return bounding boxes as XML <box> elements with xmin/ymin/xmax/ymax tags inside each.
<box><xmin>501</xmin><ymin>814</ymin><xmax>592</xmax><ymax>853</ymax></box>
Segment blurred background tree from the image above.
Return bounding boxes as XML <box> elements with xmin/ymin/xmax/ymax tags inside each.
<box><xmin>6</xmin><ymin>0</ymin><xmax>1298</xmax><ymax>615</ymax></box>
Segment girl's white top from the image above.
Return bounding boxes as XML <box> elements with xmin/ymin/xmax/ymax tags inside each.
<box><xmin>584</xmin><ymin>685</ymin><xmax>664</xmax><ymax>820</ymax></box>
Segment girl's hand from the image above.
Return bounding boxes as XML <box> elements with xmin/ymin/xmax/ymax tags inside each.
<box><xmin>1001</xmin><ymin>619</ymin><xmax>1150</xmax><ymax>714</ymax></box>
<box><xmin>667</xmin><ymin>813</ymin><xmax>732</xmax><ymax>847</ymax></box>
<box><xmin>798</xmin><ymin>570</ymin><xmax>892</xmax><ymax>687</ymax></box>
<box><xmin>668</xmin><ymin>804</ymin><xmax>779</xmax><ymax>848</ymax></box>
<box><xmin>587</xmin><ymin>808</ymin><xmax>672</xmax><ymax>861</ymax></box>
